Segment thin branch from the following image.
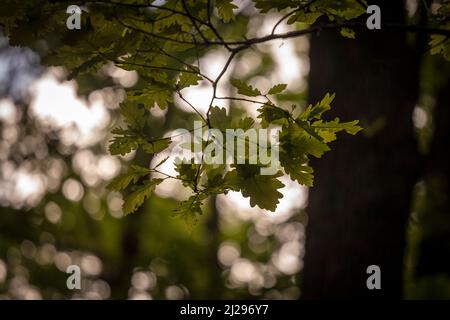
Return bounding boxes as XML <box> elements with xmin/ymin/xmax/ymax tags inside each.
<box><xmin>207</xmin><ymin>0</ymin><xmax>213</xmax><ymax>27</ymax></box>
<box><xmin>136</xmin><ymin>47</ymin><xmax>214</xmax><ymax>83</ymax></box>
<box><xmin>85</xmin><ymin>0</ymin><xmax>211</xmax><ymax>28</ymax></box>
<box><xmin>215</xmin><ymin>96</ymin><xmax>269</xmax><ymax>105</ymax></box>
<box><xmin>181</xmin><ymin>0</ymin><xmax>210</xmax><ymax>44</ymax></box>
<box><xmin>115</xmin><ymin>13</ymin><xmax>205</xmax><ymax>46</ymax></box>
<box><xmin>177</xmin><ymin>91</ymin><xmax>207</xmax><ymax>123</ymax></box>
<box><xmin>114</xmin><ymin>59</ymin><xmax>200</xmax><ymax>75</ymax></box>
<box><xmin>191</xmin><ymin>34</ymin><xmax>203</xmax><ymax>73</ymax></box>
<box><xmin>233</xmin><ymin>22</ymin><xmax>450</xmax><ymax>48</ymax></box>
<box><xmin>206</xmin><ymin>50</ymin><xmax>238</xmax><ymax>124</ymax></box>
<box><xmin>271</xmin><ymin>0</ymin><xmax>319</xmax><ymax>35</ymax></box>
<box><xmin>206</xmin><ymin>0</ymin><xmax>232</xmax><ymax>51</ymax></box>
<box><xmin>116</xmin><ymin>11</ymin><xmax>450</xmax><ymax>50</ymax></box>
<box><xmin>152</xmin><ymin>169</ymin><xmax>191</xmax><ymax>182</ymax></box>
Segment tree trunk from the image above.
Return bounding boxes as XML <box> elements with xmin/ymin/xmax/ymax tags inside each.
<box><xmin>416</xmin><ymin>69</ymin><xmax>450</xmax><ymax>279</ymax></box>
<box><xmin>205</xmin><ymin>196</ymin><xmax>223</xmax><ymax>298</ymax></box>
<box><xmin>302</xmin><ymin>1</ymin><xmax>422</xmax><ymax>298</ymax></box>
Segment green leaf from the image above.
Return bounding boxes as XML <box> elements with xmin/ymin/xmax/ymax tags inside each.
<box><xmin>253</xmin><ymin>0</ymin><xmax>299</xmax><ymax>13</ymax></box>
<box><xmin>319</xmin><ymin>0</ymin><xmax>366</xmax><ymax>21</ymax></box>
<box><xmin>257</xmin><ymin>104</ymin><xmax>290</xmax><ymax>128</ymax></box>
<box><xmin>237</xmin><ymin>116</ymin><xmax>255</xmax><ymax>131</ymax></box>
<box><xmin>230</xmin><ymin>79</ymin><xmax>261</xmax><ymax>97</ymax></box>
<box><xmin>175</xmin><ymin>162</ymin><xmax>202</xmax><ymax>189</ymax></box>
<box><xmin>267</xmin><ymin>83</ymin><xmax>287</xmax><ymax>95</ymax></box>
<box><xmin>109</xmin><ymin>134</ymin><xmax>139</xmax><ymax>156</ymax></box>
<box><xmin>203</xmin><ymin>164</ymin><xmax>227</xmax><ymax>194</ymax></box>
<box><xmin>122</xmin><ymin>179</ymin><xmax>163</xmax><ymax>215</ymax></box>
<box><xmin>299</xmin><ymin>93</ymin><xmax>335</xmax><ymax>120</ymax></box>
<box><xmin>209</xmin><ymin>106</ymin><xmax>254</xmax><ymax>131</ymax></box>
<box><xmin>142</xmin><ymin>138</ymin><xmax>172</xmax><ymax>154</ymax></box>
<box><xmin>109</xmin><ymin>129</ymin><xmax>171</xmax><ymax>156</ymax></box>
<box><xmin>68</xmin><ymin>55</ymin><xmax>104</xmax><ymax>80</ymax></box>
<box><xmin>209</xmin><ymin>106</ymin><xmax>231</xmax><ymax>131</ymax></box>
<box><xmin>120</xmin><ymin>102</ymin><xmax>146</xmax><ymax>130</ymax></box>
<box><xmin>216</xmin><ymin>0</ymin><xmax>238</xmax><ymax>23</ymax></box>
<box><xmin>153</xmin><ymin>4</ymin><xmax>193</xmax><ymax>32</ymax></box>
<box><xmin>312</xmin><ymin>118</ymin><xmax>362</xmax><ymax>142</ymax></box>
<box><xmin>429</xmin><ymin>33</ymin><xmax>450</xmax><ymax>60</ymax></box>
<box><xmin>340</xmin><ymin>27</ymin><xmax>356</xmax><ymax>39</ymax></box>
<box><xmin>225</xmin><ymin>165</ymin><xmax>284</xmax><ymax>211</ymax></box>
<box><xmin>287</xmin><ymin>11</ymin><xmax>323</xmax><ymax>25</ymax></box>
<box><xmin>128</xmin><ymin>87</ymin><xmax>173</xmax><ymax>109</ymax></box>
<box><xmin>177</xmin><ymin>69</ymin><xmax>203</xmax><ymax>89</ymax></box>
<box><xmin>107</xmin><ymin>165</ymin><xmax>151</xmax><ymax>191</ymax></box>
<box><xmin>280</xmin><ymin>122</ymin><xmax>330</xmax><ymax>159</ymax></box>
<box><xmin>173</xmin><ymin>194</ymin><xmax>207</xmax><ymax>225</ymax></box>
<box><xmin>280</xmin><ymin>152</ymin><xmax>314</xmax><ymax>186</ymax></box>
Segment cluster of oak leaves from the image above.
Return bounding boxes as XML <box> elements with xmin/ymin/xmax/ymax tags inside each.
<box><xmin>109</xmin><ymin>87</ymin><xmax>362</xmax><ymax>223</ymax></box>
<box><xmin>105</xmin><ymin>1</ymin><xmax>369</xmax><ymax>224</ymax></box>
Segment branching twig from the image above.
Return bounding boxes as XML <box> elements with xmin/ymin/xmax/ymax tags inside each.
<box><xmin>103</xmin><ymin>1</ymin><xmax>450</xmax><ymax>195</ymax></box>
<box><xmin>215</xmin><ymin>96</ymin><xmax>269</xmax><ymax>105</ymax></box>
<box><xmin>271</xmin><ymin>0</ymin><xmax>319</xmax><ymax>35</ymax></box>
<box><xmin>181</xmin><ymin>0</ymin><xmax>210</xmax><ymax>44</ymax></box>
<box><xmin>177</xmin><ymin>90</ymin><xmax>207</xmax><ymax>123</ymax></box>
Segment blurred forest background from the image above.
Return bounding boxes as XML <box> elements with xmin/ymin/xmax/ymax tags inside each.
<box><xmin>0</xmin><ymin>0</ymin><xmax>449</xmax><ymax>299</ymax></box>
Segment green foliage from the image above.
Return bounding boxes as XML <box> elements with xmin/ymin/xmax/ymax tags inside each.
<box><xmin>254</xmin><ymin>0</ymin><xmax>366</xmax><ymax>26</ymax></box>
<box><xmin>253</xmin><ymin>0</ymin><xmax>301</xmax><ymax>13</ymax></box>
<box><xmin>230</xmin><ymin>78</ymin><xmax>262</xmax><ymax>97</ymax></box>
<box><xmin>259</xmin><ymin>92</ymin><xmax>362</xmax><ymax>187</ymax></box>
<box><xmin>287</xmin><ymin>10</ymin><xmax>322</xmax><ymax>25</ymax></box>
<box><xmin>318</xmin><ymin>0</ymin><xmax>366</xmax><ymax>21</ymax></box>
<box><xmin>109</xmin><ymin>102</ymin><xmax>172</xmax><ymax>157</ymax></box>
<box><xmin>280</xmin><ymin>153</ymin><xmax>314</xmax><ymax>187</ymax></box>
<box><xmin>175</xmin><ymin>162</ymin><xmax>202</xmax><ymax>189</ymax></box>
<box><xmin>0</xmin><ymin>0</ymin><xmax>377</xmax><ymax>225</ymax></box>
<box><xmin>109</xmin><ymin>130</ymin><xmax>140</xmax><ymax>156</ymax></box>
<box><xmin>107</xmin><ymin>165</ymin><xmax>151</xmax><ymax>191</ymax></box>
<box><xmin>340</xmin><ymin>27</ymin><xmax>356</xmax><ymax>39</ymax></box>
<box><xmin>257</xmin><ymin>104</ymin><xmax>290</xmax><ymax>128</ymax></box>
<box><xmin>299</xmin><ymin>92</ymin><xmax>335</xmax><ymax>120</ymax></box>
<box><xmin>120</xmin><ymin>102</ymin><xmax>146</xmax><ymax>130</ymax></box>
<box><xmin>142</xmin><ymin>138</ymin><xmax>172</xmax><ymax>154</ymax></box>
<box><xmin>428</xmin><ymin>2</ymin><xmax>450</xmax><ymax>60</ymax></box>
<box><xmin>171</xmin><ymin>90</ymin><xmax>360</xmax><ymax>215</ymax></box>
<box><xmin>430</xmin><ymin>32</ymin><xmax>450</xmax><ymax>61</ymax></box>
<box><xmin>313</xmin><ymin>118</ymin><xmax>362</xmax><ymax>142</ymax></box>
<box><xmin>268</xmin><ymin>83</ymin><xmax>288</xmax><ymax>95</ymax></box>
<box><xmin>128</xmin><ymin>88</ymin><xmax>174</xmax><ymax>110</ymax></box>
<box><xmin>177</xmin><ymin>69</ymin><xmax>203</xmax><ymax>89</ymax></box>
<box><xmin>209</xmin><ymin>106</ymin><xmax>234</xmax><ymax>130</ymax></box>
<box><xmin>225</xmin><ymin>165</ymin><xmax>285</xmax><ymax>211</ymax></box>
<box><xmin>209</xmin><ymin>106</ymin><xmax>254</xmax><ymax>131</ymax></box>
<box><xmin>122</xmin><ymin>179</ymin><xmax>163</xmax><ymax>215</ymax></box>
<box><xmin>173</xmin><ymin>194</ymin><xmax>207</xmax><ymax>226</ymax></box>
<box><xmin>216</xmin><ymin>0</ymin><xmax>238</xmax><ymax>23</ymax></box>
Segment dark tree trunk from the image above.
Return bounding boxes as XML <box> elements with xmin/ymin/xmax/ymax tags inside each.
<box><xmin>302</xmin><ymin>1</ymin><xmax>422</xmax><ymax>298</ymax></box>
<box><xmin>416</xmin><ymin>71</ymin><xmax>450</xmax><ymax>278</ymax></box>
<box><xmin>205</xmin><ymin>196</ymin><xmax>223</xmax><ymax>298</ymax></box>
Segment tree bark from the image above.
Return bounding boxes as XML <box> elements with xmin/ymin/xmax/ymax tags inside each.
<box><xmin>302</xmin><ymin>1</ymin><xmax>422</xmax><ymax>298</ymax></box>
<box><xmin>416</xmin><ymin>69</ymin><xmax>450</xmax><ymax>279</ymax></box>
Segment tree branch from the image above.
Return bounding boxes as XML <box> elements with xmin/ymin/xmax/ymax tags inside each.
<box><xmin>271</xmin><ymin>0</ymin><xmax>319</xmax><ymax>35</ymax></box>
